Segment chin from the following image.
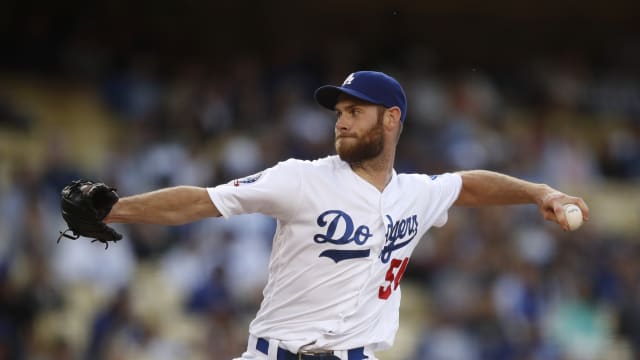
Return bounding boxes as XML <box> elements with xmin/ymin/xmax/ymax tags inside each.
<box><xmin>335</xmin><ymin>142</ymin><xmax>353</xmax><ymax>157</ymax></box>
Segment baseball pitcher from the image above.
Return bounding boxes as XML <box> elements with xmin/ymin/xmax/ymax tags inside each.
<box><xmin>59</xmin><ymin>71</ymin><xmax>589</xmax><ymax>360</ymax></box>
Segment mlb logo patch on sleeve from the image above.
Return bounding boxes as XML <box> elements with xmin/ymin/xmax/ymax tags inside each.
<box><xmin>233</xmin><ymin>172</ymin><xmax>263</xmax><ymax>187</ymax></box>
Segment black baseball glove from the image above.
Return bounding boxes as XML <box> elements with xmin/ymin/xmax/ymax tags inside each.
<box><xmin>57</xmin><ymin>179</ymin><xmax>123</xmax><ymax>249</ymax></box>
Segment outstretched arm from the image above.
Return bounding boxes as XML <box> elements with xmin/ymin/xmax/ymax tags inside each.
<box><xmin>454</xmin><ymin>170</ymin><xmax>589</xmax><ymax>231</ymax></box>
<box><xmin>104</xmin><ymin>186</ymin><xmax>221</xmax><ymax>225</ymax></box>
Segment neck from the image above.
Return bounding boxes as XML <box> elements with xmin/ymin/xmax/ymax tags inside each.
<box><xmin>348</xmin><ymin>150</ymin><xmax>395</xmax><ymax>192</ymax></box>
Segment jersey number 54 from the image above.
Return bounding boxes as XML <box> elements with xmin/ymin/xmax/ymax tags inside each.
<box><xmin>378</xmin><ymin>257</ymin><xmax>409</xmax><ymax>300</ymax></box>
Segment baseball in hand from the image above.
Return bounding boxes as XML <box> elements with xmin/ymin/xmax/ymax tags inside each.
<box><xmin>563</xmin><ymin>204</ymin><xmax>584</xmax><ymax>231</ymax></box>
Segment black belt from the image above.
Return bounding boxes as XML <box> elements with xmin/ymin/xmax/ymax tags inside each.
<box><xmin>256</xmin><ymin>337</ymin><xmax>368</xmax><ymax>360</ymax></box>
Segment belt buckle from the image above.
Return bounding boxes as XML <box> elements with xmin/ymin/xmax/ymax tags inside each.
<box><xmin>298</xmin><ymin>349</ymin><xmax>334</xmax><ymax>359</ymax></box>
<box><xmin>299</xmin><ymin>350</ymin><xmax>311</xmax><ymax>359</ymax></box>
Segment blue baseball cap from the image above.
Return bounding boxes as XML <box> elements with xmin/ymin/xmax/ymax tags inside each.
<box><xmin>314</xmin><ymin>71</ymin><xmax>407</xmax><ymax>122</ymax></box>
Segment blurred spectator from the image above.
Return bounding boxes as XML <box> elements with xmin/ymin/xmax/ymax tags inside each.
<box><xmin>102</xmin><ymin>55</ymin><xmax>162</xmax><ymax>122</ymax></box>
<box><xmin>598</xmin><ymin>122</ymin><xmax>640</xmax><ymax>179</ymax></box>
<box><xmin>0</xmin><ymin>94</ymin><xmax>32</xmax><ymax>131</ymax></box>
<box><xmin>186</xmin><ymin>266</ymin><xmax>230</xmax><ymax>314</ymax></box>
<box><xmin>86</xmin><ymin>288</ymin><xmax>141</xmax><ymax>360</ymax></box>
<box><xmin>543</xmin><ymin>278</ymin><xmax>614</xmax><ymax>360</ymax></box>
<box><xmin>413</xmin><ymin>321</ymin><xmax>481</xmax><ymax>360</ymax></box>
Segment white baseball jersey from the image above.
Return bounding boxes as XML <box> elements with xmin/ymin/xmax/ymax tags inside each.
<box><xmin>207</xmin><ymin>155</ymin><xmax>462</xmax><ymax>354</ymax></box>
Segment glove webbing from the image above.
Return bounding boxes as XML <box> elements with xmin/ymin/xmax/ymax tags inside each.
<box><xmin>56</xmin><ymin>228</ymin><xmax>118</xmax><ymax>249</ymax></box>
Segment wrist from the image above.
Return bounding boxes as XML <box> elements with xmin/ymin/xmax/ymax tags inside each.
<box><xmin>103</xmin><ymin>200</ymin><xmax>123</xmax><ymax>223</ymax></box>
<box><xmin>531</xmin><ymin>183</ymin><xmax>553</xmax><ymax>206</ymax></box>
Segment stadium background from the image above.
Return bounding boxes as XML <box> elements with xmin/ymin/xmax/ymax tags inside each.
<box><xmin>1</xmin><ymin>1</ymin><xmax>639</xmax><ymax>359</ymax></box>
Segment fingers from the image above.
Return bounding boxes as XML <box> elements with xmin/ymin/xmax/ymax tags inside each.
<box><xmin>553</xmin><ymin>202</ymin><xmax>570</xmax><ymax>232</ymax></box>
<box><xmin>575</xmin><ymin>197</ymin><xmax>590</xmax><ymax>221</ymax></box>
<box><xmin>542</xmin><ymin>209</ymin><xmax>554</xmax><ymax>221</ymax></box>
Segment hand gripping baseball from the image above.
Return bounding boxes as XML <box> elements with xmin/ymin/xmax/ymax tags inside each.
<box><xmin>537</xmin><ymin>189</ymin><xmax>589</xmax><ymax>232</ymax></box>
<box><xmin>58</xmin><ymin>179</ymin><xmax>123</xmax><ymax>249</ymax></box>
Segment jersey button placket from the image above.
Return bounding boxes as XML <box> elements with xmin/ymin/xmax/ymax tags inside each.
<box><xmin>376</xmin><ymin>195</ymin><xmax>387</xmax><ymax>257</ymax></box>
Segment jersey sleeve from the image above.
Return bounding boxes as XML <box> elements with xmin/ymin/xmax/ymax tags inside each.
<box><xmin>428</xmin><ymin>172</ymin><xmax>462</xmax><ymax>227</ymax></box>
<box><xmin>206</xmin><ymin>159</ymin><xmax>302</xmax><ymax>219</ymax></box>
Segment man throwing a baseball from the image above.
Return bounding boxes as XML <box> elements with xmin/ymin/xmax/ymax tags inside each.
<box><xmin>63</xmin><ymin>71</ymin><xmax>589</xmax><ymax>359</ymax></box>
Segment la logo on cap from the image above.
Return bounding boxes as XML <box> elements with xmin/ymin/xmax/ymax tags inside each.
<box><xmin>342</xmin><ymin>73</ymin><xmax>355</xmax><ymax>86</ymax></box>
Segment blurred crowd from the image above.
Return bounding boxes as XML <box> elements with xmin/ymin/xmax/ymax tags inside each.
<box><xmin>1</xmin><ymin>36</ymin><xmax>640</xmax><ymax>360</ymax></box>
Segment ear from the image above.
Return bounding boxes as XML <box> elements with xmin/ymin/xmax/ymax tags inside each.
<box><xmin>384</xmin><ymin>107</ymin><xmax>402</xmax><ymax>130</ymax></box>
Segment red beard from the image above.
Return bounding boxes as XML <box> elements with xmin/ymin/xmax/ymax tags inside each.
<box><xmin>336</xmin><ymin>115</ymin><xmax>384</xmax><ymax>164</ymax></box>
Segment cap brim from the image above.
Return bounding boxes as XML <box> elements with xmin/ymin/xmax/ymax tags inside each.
<box><xmin>314</xmin><ymin>85</ymin><xmax>382</xmax><ymax>110</ymax></box>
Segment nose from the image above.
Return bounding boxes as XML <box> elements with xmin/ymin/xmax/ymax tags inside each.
<box><xmin>335</xmin><ymin>113</ymin><xmax>349</xmax><ymax>132</ymax></box>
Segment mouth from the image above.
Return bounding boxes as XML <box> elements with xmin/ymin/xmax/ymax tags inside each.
<box><xmin>336</xmin><ymin>134</ymin><xmax>355</xmax><ymax>140</ymax></box>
